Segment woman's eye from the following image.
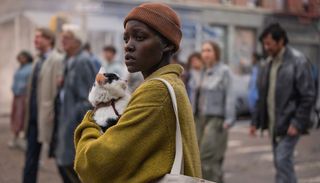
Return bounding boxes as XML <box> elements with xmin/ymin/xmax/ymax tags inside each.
<box><xmin>123</xmin><ymin>36</ymin><xmax>129</xmax><ymax>43</ymax></box>
<box><xmin>136</xmin><ymin>35</ymin><xmax>144</xmax><ymax>41</ymax></box>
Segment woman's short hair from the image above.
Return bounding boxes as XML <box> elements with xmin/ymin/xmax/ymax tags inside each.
<box><xmin>17</xmin><ymin>50</ymin><xmax>33</xmax><ymax>63</ymax></box>
<box><xmin>103</xmin><ymin>45</ymin><xmax>117</xmax><ymax>54</ymax></box>
<box><xmin>187</xmin><ymin>52</ymin><xmax>202</xmax><ymax>70</ymax></box>
<box><xmin>203</xmin><ymin>41</ymin><xmax>221</xmax><ymax>61</ymax></box>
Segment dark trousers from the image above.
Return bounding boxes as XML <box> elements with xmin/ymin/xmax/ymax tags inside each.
<box><xmin>273</xmin><ymin>135</ymin><xmax>299</xmax><ymax>183</ymax></box>
<box><xmin>23</xmin><ymin>119</ymin><xmax>42</xmax><ymax>183</ymax></box>
<box><xmin>57</xmin><ymin>165</ymin><xmax>81</xmax><ymax>183</ymax></box>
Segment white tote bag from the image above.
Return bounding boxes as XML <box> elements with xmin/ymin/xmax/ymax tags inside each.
<box><xmin>153</xmin><ymin>78</ymin><xmax>215</xmax><ymax>183</ymax></box>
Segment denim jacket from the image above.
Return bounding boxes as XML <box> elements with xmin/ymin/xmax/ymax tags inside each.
<box><xmin>12</xmin><ymin>63</ymin><xmax>33</xmax><ymax>96</ymax></box>
<box><xmin>198</xmin><ymin>62</ymin><xmax>236</xmax><ymax>125</ymax></box>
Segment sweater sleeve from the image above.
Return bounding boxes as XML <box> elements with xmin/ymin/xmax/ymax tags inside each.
<box><xmin>224</xmin><ymin>69</ymin><xmax>236</xmax><ymax>126</ymax></box>
<box><xmin>74</xmin><ymin>82</ymin><xmax>175</xmax><ymax>183</ymax></box>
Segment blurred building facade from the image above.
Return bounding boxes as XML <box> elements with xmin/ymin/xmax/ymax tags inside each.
<box><xmin>0</xmin><ymin>0</ymin><xmax>319</xmax><ymax>114</ymax></box>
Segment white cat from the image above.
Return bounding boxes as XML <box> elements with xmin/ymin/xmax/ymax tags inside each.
<box><xmin>88</xmin><ymin>71</ymin><xmax>131</xmax><ymax>131</ymax></box>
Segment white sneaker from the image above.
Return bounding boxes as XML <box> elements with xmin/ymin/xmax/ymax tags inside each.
<box><xmin>7</xmin><ymin>139</ymin><xmax>18</xmax><ymax>149</ymax></box>
<box><xmin>17</xmin><ymin>138</ymin><xmax>27</xmax><ymax>151</ymax></box>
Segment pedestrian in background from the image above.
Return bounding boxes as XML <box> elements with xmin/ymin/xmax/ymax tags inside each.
<box><xmin>23</xmin><ymin>28</ymin><xmax>64</xmax><ymax>183</ymax></box>
<box><xmin>74</xmin><ymin>3</ymin><xmax>201</xmax><ymax>182</ymax></box>
<box><xmin>55</xmin><ymin>24</ymin><xmax>95</xmax><ymax>183</ymax></box>
<box><xmin>101</xmin><ymin>45</ymin><xmax>128</xmax><ymax>79</ymax></box>
<box><xmin>185</xmin><ymin>52</ymin><xmax>204</xmax><ymax>140</ymax></box>
<box><xmin>197</xmin><ymin>41</ymin><xmax>236</xmax><ymax>183</ymax></box>
<box><xmin>83</xmin><ymin>42</ymin><xmax>101</xmax><ymax>74</ymax></box>
<box><xmin>247</xmin><ymin>52</ymin><xmax>262</xmax><ymax>115</ymax></box>
<box><xmin>127</xmin><ymin>72</ymin><xmax>144</xmax><ymax>93</ymax></box>
<box><xmin>250</xmin><ymin>23</ymin><xmax>315</xmax><ymax>183</ymax></box>
<box><xmin>186</xmin><ymin>52</ymin><xmax>204</xmax><ymax>113</ymax></box>
<box><xmin>8</xmin><ymin>51</ymin><xmax>33</xmax><ymax>149</ymax></box>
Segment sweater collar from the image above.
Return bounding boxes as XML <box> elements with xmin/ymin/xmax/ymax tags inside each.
<box><xmin>145</xmin><ymin>64</ymin><xmax>184</xmax><ymax>81</ymax></box>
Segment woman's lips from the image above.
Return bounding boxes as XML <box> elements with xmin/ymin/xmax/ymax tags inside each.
<box><xmin>125</xmin><ymin>59</ymin><xmax>135</xmax><ymax>66</ymax></box>
<box><xmin>125</xmin><ymin>54</ymin><xmax>136</xmax><ymax>65</ymax></box>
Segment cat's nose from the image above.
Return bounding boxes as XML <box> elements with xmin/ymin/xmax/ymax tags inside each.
<box><xmin>96</xmin><ymin>73</ymin><xmax>108</xmax><ymax>85</ymax></box>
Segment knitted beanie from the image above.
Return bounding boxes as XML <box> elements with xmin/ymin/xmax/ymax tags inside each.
<box><xmin>124</xmin><ymin>2</ymin><xmax>182</xmax><ymax>51</ymax></box>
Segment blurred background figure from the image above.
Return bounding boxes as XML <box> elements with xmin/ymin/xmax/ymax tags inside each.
<box><xmin>247</xmin><ymin>52</ymin><xmax>262</xmax><ymax>115</ymax></box>
<box><xmin>101</xmin><ymin>45</ymin><xmax>128</xmax><ymax>79</ymax></box>
<box><xmin>127</xmin><ymin>72</ymin><xmax>144</xmax><ymax>93</ymax></box>
<box><xmin>55</xmin><ymin>24</ymin><xmax>95</xmax><ymax>183</ymax></box>
<box><xmin>250</xmin><ymin>23</ymin><xmax>315</xmax><ymax>183</ymax></box>
<box><xmin>170</xmin><ymin>53</ymin><xmax>182</xmax><ymax>65</ymax></box>
<box><xmin>197</xmin><ymin>41</ymin><xmax>236</xmax><ymax>183</ymax></box>
<box><xmin>23</xmin><ymin>27</ymin><xmax>64</xmax><ymax>183</ymax></box>
<box><xmin>8</xmin><ymin>51</ymin><xmax>33</xmax><ymax>149</ymax></box>
<box><xmin>83</xmin><ymin>42</ymin><xmax>101</xmax><ymax>74</ymax></box>
<box><xmin>185</xmin><ymin>52</ymin><xmax>204</xmax><ymax>139</ymax></box>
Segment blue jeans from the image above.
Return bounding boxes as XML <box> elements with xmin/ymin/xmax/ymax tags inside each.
<box><xmin>272</xmin><ymin>135</ymin><xmax>299</xmax><ymax>183</ymax></box>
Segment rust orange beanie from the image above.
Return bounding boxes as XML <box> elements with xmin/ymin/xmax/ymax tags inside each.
<box><xmin>124</xmin><ymin>2</ymin><xmax>182</xmax><ymax>52</ymax></box>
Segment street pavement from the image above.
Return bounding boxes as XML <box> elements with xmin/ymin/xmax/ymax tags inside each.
<box><xmin>225</xmin><ymin>121</ymin><xmax>320</xmax><ymax>183</ymax></box>
<box><xmin>0</xmin><ymin>113</ymin><xmax>319</xmax><ymax>183</ymax></box>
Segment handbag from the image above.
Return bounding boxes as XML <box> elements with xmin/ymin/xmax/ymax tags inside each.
<box><xmin>153</xmin><ymin>78</ymin><xmax>215</xmax><ymax>183</ymax></box>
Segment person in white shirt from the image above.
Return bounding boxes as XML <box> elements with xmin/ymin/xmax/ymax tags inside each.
<box><xmin>102</xmin><ymin>45</ymin><xmax>128</xmax><ymax>79</ymax></box>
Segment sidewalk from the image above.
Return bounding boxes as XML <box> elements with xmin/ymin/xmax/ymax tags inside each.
<box><xmin>225</xmin><ymin>121</ymin><xmax>320</xmax><ymax>183</ymax></box>
<box><xmin>0</xmin><ymin>115</ymin><xmax>319</xmax><ymax>183</ymax></box>
<box><xmin>0</xmin><ymin>114</ymin><xmax>61</xmax><ymax>183</ymax></box>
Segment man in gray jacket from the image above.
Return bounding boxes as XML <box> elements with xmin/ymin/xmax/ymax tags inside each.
<box><xmin>250</xmin><ymin>23</ymin><xmax>315</xmax><ymax>183</ymax></box>
<box><xmin>55</xmin><ymin>24</ymin><xmax>95</xmax><ymax>183</ymax></box>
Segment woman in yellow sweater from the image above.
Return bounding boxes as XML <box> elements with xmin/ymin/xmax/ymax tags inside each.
<box><xmin>74</xmin><ymin>2</ymin><xmax>202</xmax><ymax>183</ymax></box>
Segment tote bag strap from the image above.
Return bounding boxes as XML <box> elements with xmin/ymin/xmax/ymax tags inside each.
<box><xmin>152</xmin><ymin>78</ymin><xmax>183</xmax><ymax>175</ymax></box>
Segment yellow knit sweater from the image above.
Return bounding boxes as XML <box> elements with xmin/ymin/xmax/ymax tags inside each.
<box><xmin>74</xmin><ymin>64</ymin><xmax>202</xmax><ymax>183</ymax></box>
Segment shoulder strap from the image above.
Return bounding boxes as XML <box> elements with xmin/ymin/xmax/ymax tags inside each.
<box><xmin>152</xmin><ymin>78</ymin><xmax>183</xmax><ymax>175</ymax></box>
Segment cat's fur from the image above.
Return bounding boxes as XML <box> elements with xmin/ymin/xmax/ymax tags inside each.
<box><xmin>88</xmin><ymin>72</ymin><xmax>131</xmax><ymax>131</ymax></box>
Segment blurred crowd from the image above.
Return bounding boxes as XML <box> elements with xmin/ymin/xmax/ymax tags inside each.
<box><xmin>7</xmin><ymin>21</ymin><xmax>319</xmax><ymax>183</ymax></box>
<box><xmin>8</xmin><ymin>24</ymin><xmax>144</xmax><ymax>183</ymax></box>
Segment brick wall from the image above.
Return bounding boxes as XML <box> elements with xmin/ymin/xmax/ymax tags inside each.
<box><xmin>261</xmin><ymin>0</ymin><xmax>276</xmax><ymax>9</ymax></box>
<box><xmin>287</xmin><ymin>0</ymin><xmax>304</xmax><ymax>13</ymax></box>
<box><xmin>234</xmin><ymin>0</ymin><xmax>248</xmax><ymax>6</ymax></box>
<box><xmin>309</xmin><ymin>0</ymin><xmax>320</xmax><ymax>14</ymax></box>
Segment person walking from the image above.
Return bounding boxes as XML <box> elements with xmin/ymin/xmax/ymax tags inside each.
<box><xmin>185</xmin><ymin>52</ymin><xmax>204</xmax><ymax>140</ymax></box>
<box><xmin>74</xmin><ymin>3</ymin><xmax>201</xmax><ymax>183</ymax></box>
<box><xmin>250</xmin><ymin>23</ymin><xmax>315</xmax><ymax>183</ymax></box>
<box><xmin>8</xmin><ymin>51</ymin><xmax>33</xmax><ymax>149</ymax></box>
<box><xmin>55</xmin><ymin>24</ymin><xmax>95</xmax><ymax>183</ymax></box>
<box><xmin>83</xmin><ymin>42</ymin><xmax>101</xmax><ymax>74</ymax></box>
<box><xmin>185</xmin><ymin>52</ymin><xmax>204</xmax><ymax>112</ymax></box>
<box><xmin>197</xmin><ymin>41</ymin><xmax>236</xmax><ymax>183</ymax></box>
<box><xmin>247</xmin><ymin>52</ymin><xmax>262</xmax><ymax>115</ymax></box>
<box><xmin>23</xmin><ymin>28</ymin><xmax>64</xmax><ymax>183</ymax></box>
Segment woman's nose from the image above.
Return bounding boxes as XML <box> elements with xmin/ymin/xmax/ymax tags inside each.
<box><xmin>125</xmin><ymin>40</ymin><xmax>135</xmax><ymax>52</ymax></box>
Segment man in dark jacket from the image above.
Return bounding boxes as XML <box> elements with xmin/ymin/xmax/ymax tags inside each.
<box><xmin>250</xmin><ymin>23</ymin><xmax>315</xmax><ymax>183</ymax></box>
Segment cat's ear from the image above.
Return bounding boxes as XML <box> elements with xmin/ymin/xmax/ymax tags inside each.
<box><xmin>96</xmin><ymin>73</ymin><xmax>107</xmax><ymax>85</ymax></box>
